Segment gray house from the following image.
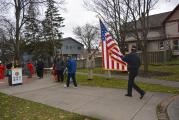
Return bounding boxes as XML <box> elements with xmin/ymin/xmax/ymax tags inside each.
<box><xmin>125</xmin><ymin>4</ymin><xmax>179</xmax><ymax>56</ymax></box>
<box><xmin>57</xmin><ymin>37</ymin><xmax>84</xmax><ymax>59</ymax></box>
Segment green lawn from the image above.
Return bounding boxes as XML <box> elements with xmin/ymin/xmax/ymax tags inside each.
<box><xmin>0</xmin><ymin>92</ymin><xmax>98</xmax><ymax>120</ymax></box>
<box><xmin>76</xmin><ymin>74</ymin><xmax>179</xmax><ymax>94</ymax></box>
<box><xmin>77</xmin><ymin>67</ymin><xmax>127</xmax><ymax>75</ymax></box>
<box><xmin>146</xmin><ymin>65</ymin><xmax>179</xmax><ymax>82</ymax></box>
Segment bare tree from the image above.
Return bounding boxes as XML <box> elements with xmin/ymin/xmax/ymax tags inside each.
<box><xmin>123</xmin><ymin>0</ymin><xmax>159</xmax><ymax>72</ymax></box>
<box><xmin>0</xmin><ymin>0</ymin><xmax>65</xmax><ymax>65</ymax></box>
<box><xmin>0</xmin><ymin>0</ymin><xmax>44</xmax><ymax>64</ymax></box>
<box><xmin>0</xmin><ymin>18</ymin><xmax>16</xmax><ymax>62</ymax></box>
<box><xmin>73</xmin><ymin>23</ymin><xmax>99</xmax><ymax>80</ymax></box>
<box><xmin>84</xmin><ymin>0</ymin><xmax>130</xmax><ymax>54</ymax></box>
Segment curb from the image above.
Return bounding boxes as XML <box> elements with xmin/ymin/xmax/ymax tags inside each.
<box><xmin>157</xmin><ymin>95</ymin><xmax>178</xmax><ymax>120</ymax></box>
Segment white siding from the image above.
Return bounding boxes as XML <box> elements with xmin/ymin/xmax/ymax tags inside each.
<box><xmin>165</xmin><ymin>22</ymin><xmax>179</xmax><ymax>37</ymax></box>
<box><xmin>147</xmin><ymin>31</ymin><xmax>161</xmax><ymax>38</ymax></box>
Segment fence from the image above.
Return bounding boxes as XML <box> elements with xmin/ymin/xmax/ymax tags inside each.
<box><xmin>137</xmin><ymin>50</ymin><xmax>171</xmax><ymax>64</ymax></box>
<box><xmin>77</xmin><ymin>50</ymin><xmax>172</xmax><ymax>69</ymax></box>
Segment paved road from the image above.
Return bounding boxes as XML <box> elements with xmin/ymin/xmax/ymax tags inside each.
<box><xmin>0</xmin><ymin>76</ymin><xmax>174</xmax><ymax>120</ymax></box>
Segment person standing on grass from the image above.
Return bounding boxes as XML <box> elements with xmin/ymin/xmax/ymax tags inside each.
<box><xmin>36</xmin><ymin>58</ymin><xmax>44</xmax><ymax>79</ymax></box>
<box><xmin>0</xmin><ymin>61</ymin><xmax>5</xmax><ymax>80</ymax></box>
<box><xmin>64</xmin><ymin>56</ymin><xmax>77</xmax><ymax>88</ymax></box>
<box><xmin>27</xmin><ymin>61</ymin><xmax>34</xmax><ymax>78</ymax></box>
<box><xmin>122</xmin><ymin>45</ymin><xmax>145</xmax><ymax>99</ymax></box>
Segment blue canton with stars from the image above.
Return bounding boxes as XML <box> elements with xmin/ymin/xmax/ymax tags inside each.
<box><xmin>100</xmin><ymin>20</ymin><xmax>108</xmax><ymax>41</ymax></box>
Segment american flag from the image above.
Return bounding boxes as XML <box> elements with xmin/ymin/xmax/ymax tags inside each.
<box><xmin>100</xmin><ymin>20</ymin><xmax>127</xmax><ymax>71</ymax></box>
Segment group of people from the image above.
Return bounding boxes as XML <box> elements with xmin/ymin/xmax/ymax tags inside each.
<box><xmin>0</xmin><ymin>60</ymin><xmax>36</xmax><ymax>80</ymax></box>
<box><xmin>52</xmin><ymin>55</ymin><xmax>77</xmax><ymax>88</ymax></box>
<box><xmin>0</xmin><ymin>55</ymin><xmax>78</xmax><ymax>88</ymax></box>
<box><xmin>0</xmin><ymin>46</ymin><xmax>145</xmax><ymax>99</ymax></box>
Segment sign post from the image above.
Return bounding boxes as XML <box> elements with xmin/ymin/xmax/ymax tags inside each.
<box><xmin>11</xmin><ymin>68</ymin><xmax>23</xmax><ymax>85</ymax></box>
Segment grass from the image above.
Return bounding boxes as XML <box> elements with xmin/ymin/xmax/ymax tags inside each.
<box><xmin>76</xmin><ymin>74</ymin><xmax>179</xmax><ymax>94</ymax></box>
<box><xmin>77</xmin><ymin>67</ymin><xmax>127</xmax><ymax>75</ymax></box>
<box><xmin>157</xmin><ymin>58</ymin><xmax>179</xmax><ymax>65</ymax></box>
<box><xmin>0</xmin><ymin>92</ymin><xmax>98</xmax><ymax>120</ymax></box>
<box><xmin>146</xmin><ymin>65</ymin><xmax>179</xmax><ymax>82</ymax></box>
<box><xmin>77</xmin><ymin>63</ymin><xmax>179</xmax><ymax>82</ymax></box>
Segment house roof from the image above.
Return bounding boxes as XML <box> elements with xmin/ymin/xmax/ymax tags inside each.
<box><xmin>148</xmin><ymin>12</ymin><xmax>171</xmax><ymax>27</ymax></box>
<box><xmin>126</xmin><ymin>11</ymin><xmax>171</xmax><ymax>30</ymax></box>
<box><xmin>162</xmin><ymin>4</ymin><xmax>179</xmax><ymax>24</ymax></box>
<box><xmin>61</xmin><ymin>37</ymin><xmax>84</xmax><ymax>46</ymax></box>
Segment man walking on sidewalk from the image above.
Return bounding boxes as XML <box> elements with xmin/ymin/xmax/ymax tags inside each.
<box><xmin>122</xmin><ymin>45</ymin><xmax>145</xmax><ymax>99</ymax></box>
<box><xmin>64</xmin><ymin>56</ymin><xmax>77</xmax><ymax>88</ymax></box>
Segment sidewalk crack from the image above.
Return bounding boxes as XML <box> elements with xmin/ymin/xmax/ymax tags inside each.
<box><xmin>131</xmin><ymin>94</ymin><xmax>154</xmax><ymax>120</ymax></box>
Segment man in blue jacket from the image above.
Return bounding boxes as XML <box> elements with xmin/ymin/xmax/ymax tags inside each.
<box><xmin>64</xmin><ymin>55</ymin><xmax>77</xmax><ymax>88</ymax></box>
<box><xmin>122</xmin><ymin>45</ymin><xmax>145</xmax><ymax>99</ymax></box>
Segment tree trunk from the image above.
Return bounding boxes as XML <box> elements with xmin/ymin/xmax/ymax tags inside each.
<box><xmin>15</xmin><ymin>4</ymin><xmax>21</xmax><ymax>66</ymax></box>
<box><xmin>88</xmin><ymin>68</ymin><xmax>93</xmax><ymax>80</ymax></box>
<box><xmin>106</xmin><ymin>70</ymin><xmax>111</xmax><ymax>80</ymax></box>
<box><xmin>143</xmin><ymin>44</ymin><xmax>148</xmax><ymax>73</ymax></box>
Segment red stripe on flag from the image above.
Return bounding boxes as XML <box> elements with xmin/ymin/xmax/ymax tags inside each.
<box><xmin>106</xmin><ymin>45</ymin><xmax>109</xmax><ymax>69</ymax></box>
<box><xmin>107</xmin><ymin>43</ymin><xmax>117</xmax><ymax>50</ymax></box>
<box><xmin>112</xmin><ymin>59</ymin><xmax>114</xmax><ymax>69</ymax></box>
<box><xmin>102</xmin><ymin>41</ymin><xmax>104</xmax><ymax>67</ymax></box>
<box><xmin>111</xmin><ymin>56</ymin><xmax>127</xmax><ymax>65</ymax></box>
<box><xmin>105</xmin><ymin>34</ymin><xmax>111</xmax><ymax>38</ymax></box>
<box><xmin>106</xmin><ymin>39</ymin><xmax>113</xmax><ymax>44</ymax></box>
<box><xmin>113</xmin><ymin>47</ymin><xmax>119</xmax><ymax>52</ymax></box>
<box><xmin>122</xmin><ymin>65</ymin><xmax>125</xmax><ymax>71</ymax></box>
<box><xmin>117</xmin><ymin>63</ymin><xmax>119</xmax><ymax>69</ymax></box>
<box><xmin>111</xmin><ymin>50</ymin><xmax>123</xmax><ymax>59</ymax></box>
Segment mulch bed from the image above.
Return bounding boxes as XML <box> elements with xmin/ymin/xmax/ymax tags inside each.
<box><xmin>138</xmin><ymin>70</ymin><xmax>174</xmax><ymax>78</ymax></box>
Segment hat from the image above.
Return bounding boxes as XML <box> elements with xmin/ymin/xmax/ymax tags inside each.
<box><xmin>131</xmin><ymin>45</ymin><xmax>137</xmax><ymax>52</ymax></box>
<box><xmin>131</xmin><ymin>45</ymin><xmax>136</xmax><ymax>49</ymax></box>
<box><xmin>67</xmin><ymin>55</ymin><xmax>72</xmax><ymax>58</ymax></box>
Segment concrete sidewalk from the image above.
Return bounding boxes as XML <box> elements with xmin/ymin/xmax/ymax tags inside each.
<box><xmin>0</xmin><ymin>76</ymin><xmax>178</xmax><ymax>120</ymax></box>
<box><xmin>77</xmin><ymin>72</ymin><xmax>179</xmax><ymax>88</ymax></box>
<box><xmin>0</xmin><ymin>76</ymin><xmax>176</xmax><ymax>120</ymax></box>
<box><xmin>168</xmin><ymin>96</ymin><xmax>179</xmax><ymax>120</ymax></box>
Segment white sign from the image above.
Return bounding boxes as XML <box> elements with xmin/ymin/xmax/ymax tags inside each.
<box><xmin>11</xmin><ymin>68</ymin><xmax>23</xmax><ymax>85</ymax></box>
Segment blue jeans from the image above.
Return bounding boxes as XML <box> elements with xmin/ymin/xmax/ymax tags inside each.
<box><xmin>66</xmin><ymin>73</ymin><xmax>77</xmax><ymax>87</ymax></box>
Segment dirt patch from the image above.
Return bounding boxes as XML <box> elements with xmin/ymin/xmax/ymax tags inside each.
<box><xmin>138</xmin><ymin>70</ymin><xmax>174</xmax><ymax>78</ymax></box>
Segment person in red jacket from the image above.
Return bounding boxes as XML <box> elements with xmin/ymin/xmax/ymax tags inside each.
<box><xmin>27</xmin><ymin>62</ymin><xmax>34</xmax><ymax>78</ymax></box>
<box><xmin>0</xmin><ymin>61</ymin><xmax>5</xmax><ymax>80</ymax></box>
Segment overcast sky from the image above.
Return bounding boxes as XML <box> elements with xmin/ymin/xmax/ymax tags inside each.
<box><xmin>61</xmin><ymin>0</ymin><xmax>179</xmax><ymax>39</ymax></box>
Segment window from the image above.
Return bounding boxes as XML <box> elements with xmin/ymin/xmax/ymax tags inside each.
<box><xmin>73</xmin><ymin>46</ymin><xmax>76</xmax><ymax>49</ymax></box>
<box><xmin>66</xmin><ymin>46</ymin><xmax>68</xmax><ymax>49</ymax></box>
<box><xmin>159</xmin><ymin>41</ymin><xmax>164</xmax><ymax>50</ymax></box>
<box><xmin>173</xmin><ymin>40</ymin><xmax>179</xmax><ymax>50</ymax></box>
<box><xmin>77</xmin><ymin>47</ymin><xmax>81</xmax><ymax>50</ymax></box>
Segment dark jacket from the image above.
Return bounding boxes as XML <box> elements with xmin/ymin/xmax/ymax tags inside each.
<box><xmin>67</xmin><ymin>58</ymin><xmax>76</xmax><ymax>73</ymax></box>
<box><xmin>55</xmin><ymin>59</ymin><xmax>65</xmax><ymax>71</ymax></box>
<box><xmin>122</xmin><ymin>52</ymin><xmax>141</xmax><ymax>72</ymax></box>
<box><xmin>6</xmin><ymin>63</ymin><xmax>12</xmax><ymax>69</ymax></box>
<box><xmin>36</xmin><ymin>61</ymin><xmax>44</xmax><ymax>70</ymax></box>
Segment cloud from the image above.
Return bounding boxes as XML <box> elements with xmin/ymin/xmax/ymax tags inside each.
<box><xmin>62</xmin><ymin>0</ymin><xmax>178</xmax><ymax>38</ymax></box>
